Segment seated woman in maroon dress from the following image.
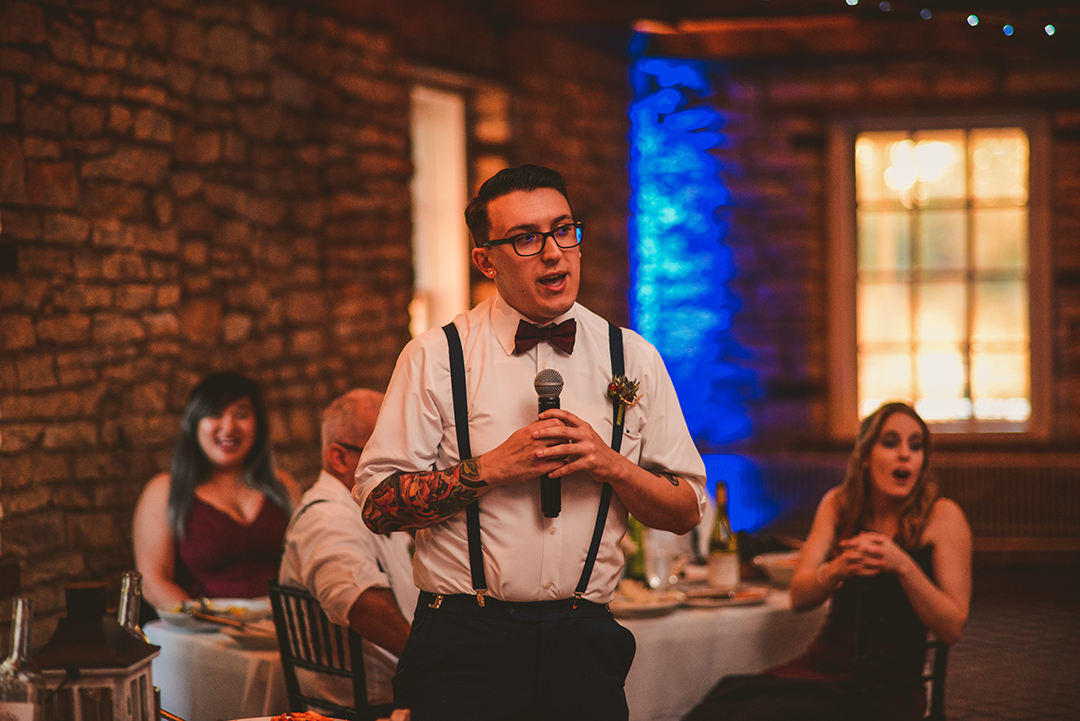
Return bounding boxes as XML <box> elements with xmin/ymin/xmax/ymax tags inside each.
<box><xmin>134</xmin><ymin>371</ymin><xmax>301</xmax><ymax>610</ymax></box>
<box><xmin>684</xmin><ymin>402</ymin><xmax>972</xmax><ymax>721</ymax></box>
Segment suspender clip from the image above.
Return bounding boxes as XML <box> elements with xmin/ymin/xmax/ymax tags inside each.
<box><xmin>573</xmin><ymin>591</ymin><xmax>583</xmax><ymax>609</ymax></box>
<box><xmin>475</xmin><ymin>589</ymin><xmax>486</xmax><ymax>607</ymax></box>
<box><xmin>428</xmin><ymin>593</ymin><xmax>444</xmax><ymax>610</ymax></box>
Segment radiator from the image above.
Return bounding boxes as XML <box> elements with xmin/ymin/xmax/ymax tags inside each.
<box><xmin>748</xmin><ymin>453</ymin><xmax>1080</xmax><ymax>552</ymax></box>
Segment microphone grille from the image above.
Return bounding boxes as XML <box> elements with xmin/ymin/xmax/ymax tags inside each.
<box><xmin>533</xmin><ymin>369</ymin><xmax>564</xmax><ymax>397</ymax></box>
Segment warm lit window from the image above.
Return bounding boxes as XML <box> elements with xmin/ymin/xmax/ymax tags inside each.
<box><xmin>829</xmin><ymin>117</ymin><xmax>1050</xmax><ymax>438</ymax></box>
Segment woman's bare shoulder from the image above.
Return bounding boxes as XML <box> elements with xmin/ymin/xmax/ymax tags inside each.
<box><xmin>137</xmin><ymin>473</ymin><xmax>172</xmax><ymax>506</ymax></box>
<box><xmin>924</xmin><ymin>496</ymin><xmax>971</xmax><ymax>541</ymax></box>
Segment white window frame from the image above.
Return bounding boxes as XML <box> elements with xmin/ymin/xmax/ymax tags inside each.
<box><xmin>827</xmin><ymin>113</ymin><xmax>1051</xmax><ymax>442</ymax></box>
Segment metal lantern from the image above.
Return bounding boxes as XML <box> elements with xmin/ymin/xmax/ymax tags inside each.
<box><xmin>33</xmin><ymin>583</ymin><xmax>160</xmax><ymax>721</ymax></box>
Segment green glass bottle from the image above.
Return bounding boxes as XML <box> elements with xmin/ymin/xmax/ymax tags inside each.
<box><xmin>624</xmin><ymin>515</ymin><xmax>647</xmax><ymax>582</ymax></box>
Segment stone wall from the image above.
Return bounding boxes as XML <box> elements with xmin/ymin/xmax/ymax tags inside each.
<box><xmin>0</xmin><ymin>0</ymin><xmax>634</xmax><ymax>621</ymax></box>
<box><xmin>707</xmin><ymin>54</ymin><xmax>1080</xmax><ymax>447</ymax></box>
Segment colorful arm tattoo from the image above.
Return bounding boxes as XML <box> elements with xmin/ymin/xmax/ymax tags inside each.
<box><xmin>656</xmin><ymin>472</ymin><xmax>682</xmax><ymax>487</ymax></box>
<box><xmin>362</xmin><ymin>458</ymin><xmax>487</xmax><ymax>534</ymax></box>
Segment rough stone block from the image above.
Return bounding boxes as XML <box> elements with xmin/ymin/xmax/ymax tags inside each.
<box><xmin>69</xmin><ymin>512</ymin><xmax>119</xmax><ymax>546</ymax></box>
<box><xmin>0</xmin><ymin>77</ymin><xmax>15</xmax><ymax>124</ymax></box>
<box><xmin>144</xmin><ymin>311</ymin><xmax>179</xmax><ymax>337</ymax></box>
<box><xmin>82</xmin><ymin>147</ymin><xmax>170</xmax><ymax>185</ymax></box>
<box><xmin>115</xmin><ymin>284</ymin><xmax>156</xmax><ymax>311</ymax></box>
<box><xmin>0</xmin><ymin>2</ymin><xmax>46</xmax><ymax>44</ymax></box>
<box><xmin>1</xmin><ymin>314</ymin><xmax>35</xmax><ymax>349</ymax></box>
<box><xmin>134</xmin><ymin>107</ymin><xmax>173</xmax><ymax>142</ymax></box>
<box><xmin>25</xmin><ymin>161</ymin><xmax>78</xmax><ymax>207</ymax></box>
<box><xmin>95</xmin><ymin>18</ymin><xmax>139</xmax><ymax>47</ymax></box>
<box><xmin>90</xmin><ymin>44</ymin><xmax>127</xmax><ymax>71</ymax></box>
<box><xmin>43</xmin><ymin>213</ymin><xmax>90</xmax><ymax>244</ymax></box>
<box><xmin>178</xmin><ymin>297</ymin><xmax>221</xmax><ymax>345</ymax></box>
<box><xmin>82</xmin><ymin>72</ymin><xmax>122</xmax><ymax>99</ymax></box>
<box><xmin>35</xmin><ymin>314</ymin><xmax>91</xmax><ymax>345</ymax></box>
<box><xmin>140</xmin><ymin>8</ymin><xmax>169</xmax><ymax>54</ymax></box>
<box><xmin>15</xmin><ymin>354</ymin><xmax>56</xmax><ymax>389</ymax></box>
<box><xmin>172</xmin><ymin>19</ymin><xmax>203</xmax><ymax>62</ymax></box>
<box><xmin>206</xmin><ymin>24</ymin><xmax>250</xmax><ymax>74</ymax></box>
<box><xmin>0</xmin><ymin>136</ymin><xmax>27</xmax><ymax>203</ymax></box>
<box><xmin>223</xmin><ymin>311</ymin><xmax>253</xmax><ymax>343</ymax></box>
<box><xmin>92</xmin><ymin>313</ymin><xmax>146</xmax><ymax>344</ymax></box>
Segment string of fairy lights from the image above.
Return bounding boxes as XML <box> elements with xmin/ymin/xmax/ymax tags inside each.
<box><xmin>836</xmin><ymin>0</ymin><xmax>1074</xmax><ymax>40</ymax></box>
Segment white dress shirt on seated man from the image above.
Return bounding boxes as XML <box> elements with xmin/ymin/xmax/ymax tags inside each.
<box><xmin>280</xmin><ymin>470</ymin><xmax>417</xmax><ymax>706</ymax></box>
<box><xmin>353</xmin><ymin>294</ymin><xmax>707</xmax><ymax>604</ymax></box>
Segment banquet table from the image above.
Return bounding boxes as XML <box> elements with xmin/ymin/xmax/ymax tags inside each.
<box><xmin>621</xmin><ymin>589</ymin><xmax>828</xmax><ymax>721</ymax></box>
<box><xmin>145</xmin><ymin>620</ymin><xmax>289</xmax><ymax>721</ymax></box>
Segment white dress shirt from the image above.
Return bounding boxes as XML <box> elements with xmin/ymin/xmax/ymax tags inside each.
<box><xmin>280</xmin><ymin>471</ymin><xmax>418</xmax><ymax>706</ymax></box>
<box><xmin>354</xmin><ymin>294</ymin><xmax>707</xmax><ymax>604</ymax></box>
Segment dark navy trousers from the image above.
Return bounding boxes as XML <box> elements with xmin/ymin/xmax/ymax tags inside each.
<box><xmin>393</xmin><ymin>592</ymin><xmax>637</xmax><ymax>721</ymax></box>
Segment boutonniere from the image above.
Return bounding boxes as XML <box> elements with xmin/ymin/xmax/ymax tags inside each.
<box><xmin>607</xmin><ymin>374</ymin><xmax>640</xmax><ymax>426</ymax></box>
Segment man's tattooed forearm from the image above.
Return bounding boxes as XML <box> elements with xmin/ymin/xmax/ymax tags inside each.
<box><xmin>656</xmin><ymin>472</ymin><xmax>682</xmax><ymax>487</ymax></box>
<box><xmin>362</xmin><ymin>460</ymin><xmax>487</xmax><ymax>533</ymax></box>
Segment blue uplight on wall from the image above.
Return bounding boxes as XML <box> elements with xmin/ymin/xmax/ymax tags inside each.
<box><xmin>628</xmin><ymin>54</ymin><xmax>762</xmax><ymax>530</ymax></box>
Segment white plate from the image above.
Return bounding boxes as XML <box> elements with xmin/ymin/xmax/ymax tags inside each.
<box><xmin>681</xmin><ymin>585</ymin><xmax>770</xmax><ymax>608</ymax></box>
<box><xmin>609</xmin><ymin>590</ymin><xmax>685</xmax><ymax>619</ymax></box>
<box><xmin>220</xmin><ymin>619</ymin><xmax>278</xmax><ymax>649</ymax></box>
<box><xmin>158</xmin><ymin>610</ymin><xmax>219</xmax><ymax>632</ymax></box>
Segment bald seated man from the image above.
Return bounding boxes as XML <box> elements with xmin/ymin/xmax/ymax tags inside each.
<box><xmin>279</xmin><ymin>389</ymin><xmax>418</xmax><ymax>711</ymax></box>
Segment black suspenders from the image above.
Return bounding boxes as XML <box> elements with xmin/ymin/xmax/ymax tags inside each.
<box><xmin>441</xmin><ymin>320</ymin><xmax>626</xmax><ymax>607</ymax></box>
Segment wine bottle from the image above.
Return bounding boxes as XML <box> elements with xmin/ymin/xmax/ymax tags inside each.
<box><xmin>623</xmin><ymin>515</ymin><xmax>647</xmax><ymax>583</ymax></box>
<box><xmin>118</xmin><ymin>570</ymin><xmax>150</xmax><ymax>643</ymax></box>
<box><xmin>0</xmin><ymin>597</ymin><xmax>45</xmax><ymax>721</ymax></box>
<box><xmin>707</xmin><ymin>482</ymin><xmax>739</xmax><ymax>591</ymax></box>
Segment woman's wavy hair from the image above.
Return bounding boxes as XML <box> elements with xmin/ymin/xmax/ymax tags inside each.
<box><xmin>167</xmin><ymin>371</ymin><xmax>292</xmax><ymax>539</ymax></box>
<box><xmin>833</xmin><ymin>401</ymin><xmax>938</xmax><ymax>550</ymax></box>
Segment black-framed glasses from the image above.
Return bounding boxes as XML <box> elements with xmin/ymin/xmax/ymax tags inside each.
<box><xmin>335</xmin><ymin>442</ymin><xmax>364</xmax><ymax>454</ymax></box>
<box><xmin>483</xmin><ymin>222</ymin><xmax>583</xmax><ymax>257</ymax></box>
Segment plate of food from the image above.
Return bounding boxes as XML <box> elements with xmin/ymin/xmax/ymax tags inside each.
<box><xmin>680</xmin><ymin>584</ymin><xmax>770</xmax><ymax>608</ymax></box>
<box><xmin>159</xmin><ymin>597</ymin><xmax>273</xmax><ymax>632</ymax></box>
<box><xmin>609</xmin><ymin>579</ymin><xmax>686</xmax><ymax>619</ymax></box>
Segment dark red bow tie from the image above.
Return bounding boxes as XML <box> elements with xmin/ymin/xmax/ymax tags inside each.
<box><xmin>513</xmin><ymin>318</ymin><xmax>576</xmax><ymax>355</ymax></box>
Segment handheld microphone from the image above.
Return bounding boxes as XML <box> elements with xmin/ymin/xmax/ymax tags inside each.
<box><xmin>534</xmin><ymin>369</ymin><xmax>564</xmax><ymax>519</ymax></box>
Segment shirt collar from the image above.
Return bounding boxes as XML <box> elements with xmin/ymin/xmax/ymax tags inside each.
<box><xmin>491</xmin><ymin>293</ymin><xmax>578</xmax><ymax>357</ymax></box>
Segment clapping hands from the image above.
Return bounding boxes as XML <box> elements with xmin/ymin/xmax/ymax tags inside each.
<box><xmin>835</xmin><ymin>531</ymin><xmax>906</xmax><ymax>579</ymax></box>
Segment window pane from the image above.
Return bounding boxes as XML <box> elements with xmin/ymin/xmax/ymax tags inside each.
<box><xmin>916</xmin><ymin>210</ymin><xmax>966</xmax><ymax>270</ymax></box>
<box><xmin>858</xmin><ymin>211</ymin><xmax>911</xmax><ymax>272</ymax></box>
<box><xmin>915</xmin><ymin>346</ymin><xmax>967</xmax><ymax>401</ymax></box>
<box><xmin>970</xmin><ymin>128</ymin><xmax>1028</xmax><ymax>205</ymax></box>
<box><xmin>915</xmin><ymin>282</ymin><xmax>966</xmax><ymax>342</ymax></box>
<box><xmin>972</xmin><ymin>280</ymin><xmax>1028</xmax><ymax>344</ymax></box>
<box><xmin>911</xmin><ymin>130</ymin><xmax>966</xmax><ymax>205</ymax></box>
<box><xmin>859</xmin><ymin>352</ymin><xmax>912</xmax><ymax>414</ymax></box>
<box><xmin>856</xmin><ymin>132</ymin><xmax>911</xmax><ymax>204</ymax></box>
<box><xmin>971</xmin><ymin>352</ymin><xmax>1030</xmax><ymax>421</ymax></box>
<box><xmin>973</xmin><ymin>207</ymin><xmax>1027</xmax><ymax>270</ymax></box>
<box><xmin>859</xmin><ymin>283</ymin><xmax>911</xmax><ymax>343</ymax></box>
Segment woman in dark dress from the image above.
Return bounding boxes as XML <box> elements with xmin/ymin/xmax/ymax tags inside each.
<box><xmin>133</xmin><ymin>371</ymin><xmax>300</xmax><ymax>610</ymax></box>
<box><xmin>684</xmin><ymin>402</ymin><xmax>972</xmax><ymax>721</ymax></box>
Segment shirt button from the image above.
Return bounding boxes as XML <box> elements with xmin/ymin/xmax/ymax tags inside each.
<box><xmin>545</xmin><ymin>582</ymin><xmax>554</xmax><ymax>589</ymax></box>
<box><xmin>549</xmin><ymin>527</ymin><xmax>557</xmax><ymax>535</ymax></box>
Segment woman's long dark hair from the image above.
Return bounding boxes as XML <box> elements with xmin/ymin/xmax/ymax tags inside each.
<box><xmin>167</xmin><ymin>371</ymin><xmax>292</xmax><ymax>539</ymax></box>
<box><xmin>833</xmin><ymin>402</ymin><xmax>938</xmax><ymax>550</ymax></box>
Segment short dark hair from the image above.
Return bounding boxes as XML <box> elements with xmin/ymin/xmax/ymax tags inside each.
<box><xmin>464</xmin><ymin>165</ymin><xmax>571</xmax><ymax>246</ymax></box>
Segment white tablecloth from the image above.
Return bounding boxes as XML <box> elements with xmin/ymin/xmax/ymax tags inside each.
<box><xmin>145</xmin><ymin>620</ymin><xmax>289</xmax><ymax>721</ymax></box>
<box><xmin>622</xmin><ymin>590</ymin><xmax>828</xmax><ymax>721</ymax></box>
